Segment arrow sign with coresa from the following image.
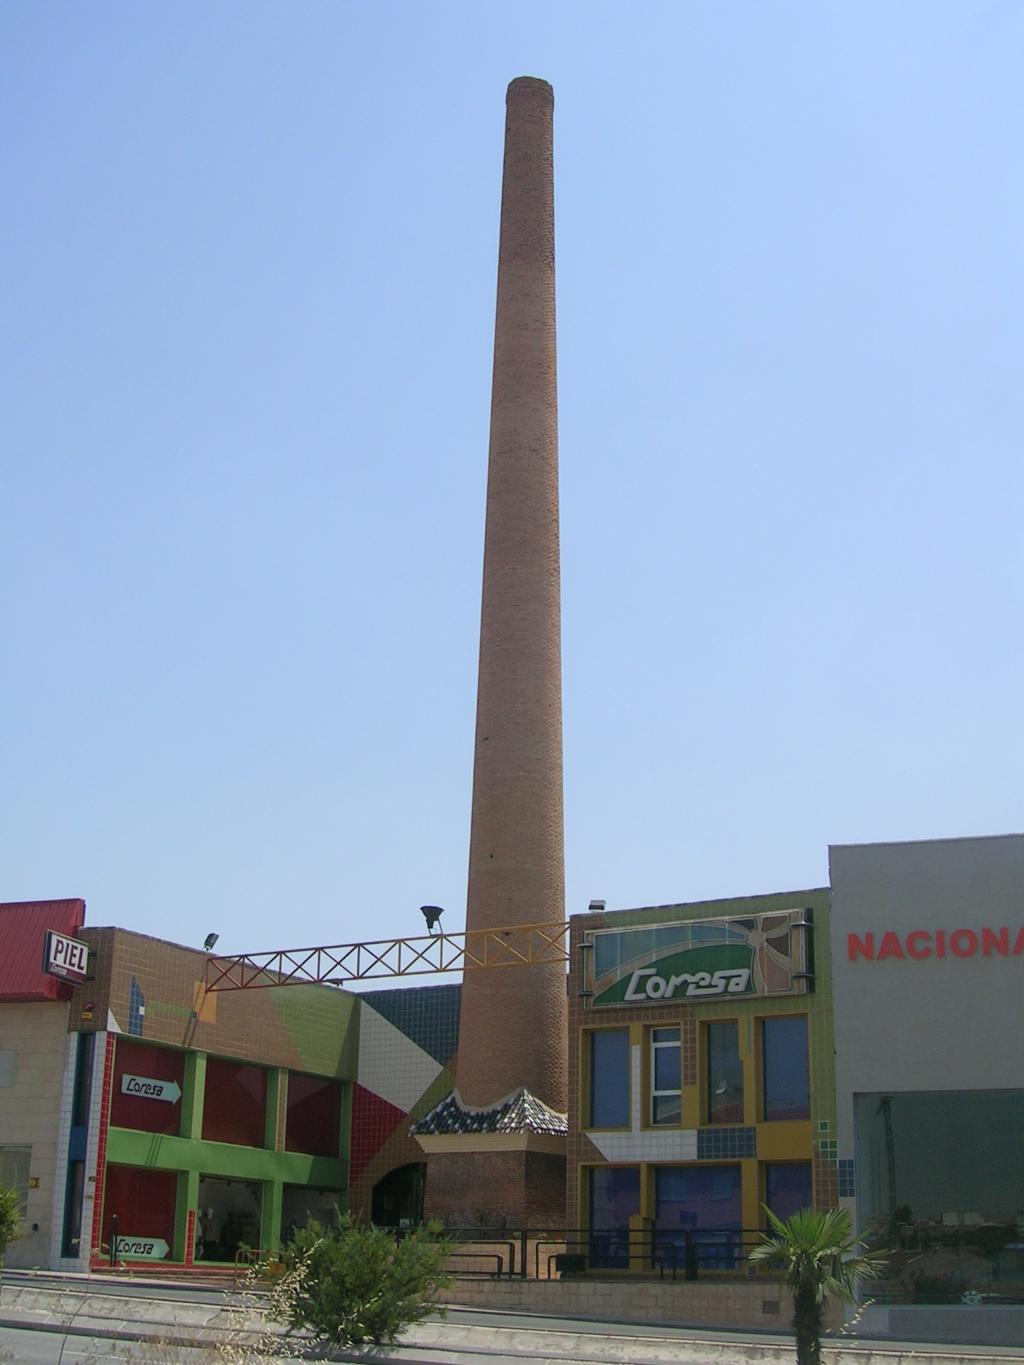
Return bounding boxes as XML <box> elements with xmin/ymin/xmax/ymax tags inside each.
<box><xmin>121</xmin><ymin>1074</ymin><xmax>182</xmax><ymax>1104</ymax></box>
<box><xmin>113</xmin><ymin>1237</ymin><xmax>169</xmax><ymax>1260</ymax></box>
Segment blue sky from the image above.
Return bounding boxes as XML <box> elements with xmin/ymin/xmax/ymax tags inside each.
<box><xmin>4</xmin><ymin>2</ymin><xmax>1022</xmax><ymax>961</ymax></box>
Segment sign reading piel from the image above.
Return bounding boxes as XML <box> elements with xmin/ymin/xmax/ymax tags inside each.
<box><xmin>587</xmin><ymin>909</ymin><xmax>812</xmax><ymax>1007</ymax></box>
<box><xmin>42</xmin><ymin>930</ymin><xmax>89</xmax><ymax>985</ymax></box>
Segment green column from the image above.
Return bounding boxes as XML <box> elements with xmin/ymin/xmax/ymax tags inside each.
<box><xmin>174</xmin><ymin>1168</ymin><xmax>200</xmax><ymax>1263</ymax></box>
<box><xmin>181</xmin><ymin>1052</ymin><xmax>207</xmax><ymax>1141</ymax></box>
<box><xmin>261</xmin><ymin>1179</ymin><xmax>283</xmax><ymax>1257</ymax></box>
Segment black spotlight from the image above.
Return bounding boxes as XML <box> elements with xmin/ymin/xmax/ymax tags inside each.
<box><xmin>203</xmin><ymin>933</ymin><xmax>219</xmax><ymax>952</ymax></box>
<box><xmin>420</xmin><ymin>905</ymin><xmax>444</xmax><ymax>934</ymax></box>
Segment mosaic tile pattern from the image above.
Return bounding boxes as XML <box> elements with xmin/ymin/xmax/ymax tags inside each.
<box><xmin>586</xmin><ymin>1128</ymin><xmax>699</xmax><ymax>1162</ymax></box>
<box><xmin>681</xmin><ymin>1017</ymin><xmax>697</xmax><ymax>1086</ymax></box>
<box><xmin>127</xmin><ymin>977</ymin><xmax>145</xmax><ymax>1037</ymax></box>
<box><xmin>837</xmin><ymin>1158</ymin><xmax>856</xmax><ymax>1198</ymax></box>
<box><xmin>349</xmin><ymin>1084</ymin><xmax>408</xmax><ymax>1182</ymax></box>
<box><xmin>358</xmin><ymin>984</ymin><xmax>460</xmax><ymax>1065</ymax></box>
<box><xmin>346</xmin><ymin>983</ymin><xmax>461</xmax><ymax>1218</ymax></box>
<box><xmin>697</xmin><ymin>1126</ymin><xmax>756</xmax><ymax>1160</ymax></box>
<box><xmin>357</xmin><ymin>1005</ymin><xmax>443</xmax><ymax>1114</ymax></box>
<box><xmin>412</xmin><ymin>1087</ymin><xmax>566</xmax><ymax>1137</ymax></box>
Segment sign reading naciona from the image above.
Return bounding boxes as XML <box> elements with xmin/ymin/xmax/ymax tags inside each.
<box><xmin>848</xmin><ymin>926</ymin><xmax>1024</xmax><ymax>961</ymax></box>
<box><xmin>588</xmin><ymin>909</ymin><xmax>811</xmax><ymax>1008</ymax></box>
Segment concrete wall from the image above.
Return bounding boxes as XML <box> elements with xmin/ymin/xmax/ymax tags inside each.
<box><xmin>0</xmin><ymin>1001</ymin><xmax>69</xmax><ymax>1268</ymax></box>
<box><xmin>438</xmin><ymin>1274</ymin><xmax>812</xmax><ymax>1332</ymax></box>
<box><xmin>828</xmin><ymin>834</ymin><xmax>1024</xmax><ymax>1166</ymax></box>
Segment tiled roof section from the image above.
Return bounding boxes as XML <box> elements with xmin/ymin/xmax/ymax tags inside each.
<box><xmin>0</xmin><ymin>899</ymin><xmax>86</xmax><ymax>1002</ymax></box>
<box><xmin>411</xmin><ymin>1087</ymin><xmax>567</xmax><ymax>1137</ymax></box>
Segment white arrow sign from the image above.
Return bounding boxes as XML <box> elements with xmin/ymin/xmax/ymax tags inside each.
<box><xmin>113</xmin><ymin>1237</ymin><xmax>169</xmax><ymax>1260</ymax></box>
<box><xmin>121</xmin><ymin>1074</ymin><xmax>182</xmax><ymax>1104</ymax></box>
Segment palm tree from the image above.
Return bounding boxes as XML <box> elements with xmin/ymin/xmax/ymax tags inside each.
<box><xmin>748</xmin><ymin>1206</ymin><xmax>885</xmax><ymax>1365</ymax></box>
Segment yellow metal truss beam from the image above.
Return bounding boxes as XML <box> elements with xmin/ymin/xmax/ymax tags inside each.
<box><xmin>204</xmin><ymin>921</ymin><xmax>571</xmax><ymax>992</ymax></box>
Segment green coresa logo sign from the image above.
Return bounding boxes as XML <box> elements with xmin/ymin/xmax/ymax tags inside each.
<box><xmin>588</xmin><ymin>909</ymin><xmax>810</xmax><ymax>1007</ymax></box>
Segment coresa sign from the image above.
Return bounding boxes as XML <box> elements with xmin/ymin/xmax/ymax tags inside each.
<box><xmin>42</xmin><ymin>930</ymin><xmax>89</xmax><ymax>985</ymax></box>
<box><xmin>587</xmin><ymin>909</ymin><xmax>812</xmax><ymax>1007</ymax></box>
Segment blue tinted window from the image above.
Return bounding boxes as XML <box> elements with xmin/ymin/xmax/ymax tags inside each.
<box><xmin>707</xmin><ymin>1021</ymin><xmax>744</xmax><ymax>1123</ymax></box>
<box><xmin>588</xmin><ymin>1166</ymin><xmax>640</xmax><ymax>1268</ymax></box>
<box><xmin>589</xmin><ymin>1029</ymin><xmax>630</xmax><ymax>1127</ymax></box>
<box><xmin>766</xmin><ymin>1162</ymin><xmax>812</xmax><ymax>1222</ymax></box>
<box><xmin>654</xmin><ymin>1164</ymin><xmax>742</xmax><ymax>1270</ymax></box>
<box><xmin>762</xmin><ymin>1016</ymin><xmax>809</xmax><ymax>1121</ymax></box>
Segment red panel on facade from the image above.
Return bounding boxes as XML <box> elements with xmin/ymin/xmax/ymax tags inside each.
<box><xmin>103</xmin><ymin>1165</ymin><xmax>178</xmax><ymax>1261</ymax></box>
<box><xmin>0</xmin><ymin>899</ymin><xmax>85</xmax><ymax>1002</ymax></box>
<box><xmin>203</xmin><ymin>1057</ymin><xmax>268</xmax><ymax>1148</ymax></box>
<box><xmin>349</xmin><ymin>1083</ymin><xmax>406</xmax><ymax>1182</ymax></box>
<box><xmin>110</xmin><ymin>1038</ymin><xmax>185</xmax><ymax>1136</ymax></box>
<box><xmin>285</xmin><ymin>1073</ymin><xmax>342</xmax><ymax>1158</ymax></box>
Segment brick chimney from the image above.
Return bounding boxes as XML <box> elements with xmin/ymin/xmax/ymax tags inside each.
<box><xmin>414</xmin><ymin>78</ymin><xmax>568</xmax><ymax>1226</ymax></box>
<box><xmin>457</xmin><ymin>74</ymin><xmax>567</xmax><ymax>1112</ymax></box>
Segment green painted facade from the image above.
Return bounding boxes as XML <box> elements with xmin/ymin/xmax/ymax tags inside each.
<box><xmin>107</xmin><ymin>1053</ymin><xmax>349</xmax><ymax>1263</ymax></box>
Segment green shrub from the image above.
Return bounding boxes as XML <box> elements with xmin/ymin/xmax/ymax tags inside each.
<box><xmin>0</xmin><ymin>1185</ymin><xmax>22</xmax><ymax>1265</ymax></box>
<box><xmin>275</xmin><ymin>1215</ymin><xmax>452</xmax><ymax>1346</ymax></box>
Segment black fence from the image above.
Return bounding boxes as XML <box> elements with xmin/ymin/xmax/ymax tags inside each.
<box><xmin>436</xmin><ymin>1225</ymin><xmax>773</xmax><ymax>1281</ymax></box>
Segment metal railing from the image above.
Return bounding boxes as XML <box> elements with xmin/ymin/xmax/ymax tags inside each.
<box><xmin>435</xmin><ymin>1225</ymin><xmax>776</xmax><ymax>1281</ymax></box>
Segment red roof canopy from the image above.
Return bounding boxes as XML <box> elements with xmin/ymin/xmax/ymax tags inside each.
<box><xmin>0</xmin><ymin>899</ymin><xmax>86</xmax><ymax>1002</ymax></box>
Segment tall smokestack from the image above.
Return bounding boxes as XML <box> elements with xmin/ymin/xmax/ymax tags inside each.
<box><xmin>414</xmin><ymin>78</ymin><xmax>567</xmax><ymax>1226</ymax></box>
<box><xmin>456</xmin><ymin>74</ymin><xmax>567</xmax><ymax>1112</ymax></box>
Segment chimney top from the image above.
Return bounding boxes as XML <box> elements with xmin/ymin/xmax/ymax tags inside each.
<box><xmin>507</xmin><ymin>76</ymin><xmax>553</xmax><ymax>105</ymax></box>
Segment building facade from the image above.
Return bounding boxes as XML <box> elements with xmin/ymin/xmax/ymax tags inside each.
<box><xmin>829</xmin><ymin>834</ymin><xmax>1024</xmax><ymax>1342</ymax></box>
<box><xmin>0</xmin><ymin>899</ymin><xmax>86</xmax><ymax>1269</ymax></box>
<box><xmin>567</xmin><ymin>890</ymin><xmax>835</xmax><ymax>1275</ymax></box>
<box><xmin>0</xmin><ymin>902</ymin><xmax>461</xmax><ymax>1271</ymax></box>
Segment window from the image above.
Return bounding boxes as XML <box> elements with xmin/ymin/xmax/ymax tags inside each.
<box><xmin>854</xmin><ymin>1088</ymin><xmax>1024</xmax><ymax>1302</ymax></box>
<box><xmin>588</xmin><ymin>1029</ymin><xmax>630</xmax><ymax>1128</ymax></box>
<box><xmin>0</xmin><ymin>1147</ymin><xmax>30</xmax><ymax>1215</ymax></box>
<box><xmin>654</xmin><ymin>1164</ymin><xmax>742</xmax><ymax>1270</ymax></box>
<box><xmin>196</xmin><ymin>1176</ymin><xmax>262</xmax><ymax>1263</ymax></box>
<box><xmin>650</xmin><ymin>1028</ymin><xmax>681</xmax><ymax>1125</ymax></box>
<box><xmin>281</xmin><ymin>1186</ymin><xmax>341</xmax><ymax>1244</ymax></box>
<box><xmin>762</xmin><ymin>1016</ymin><xmax>809</xmax><ymax>1120</ymax></box>
<box><xmin>109</xmin><ymin>1039</ymin><xmax>185</xmax><ymax>1137</ymax></box>
<box><xmin>765</xmin><ymin>1162</ymin><xmax>812</xmax><ymax>1222</ymax></box>
<box><xmin>102</xmin><ymin>1165</ymin><xmax>178</xmax><ymax>1262</ymax></box>
<box><xmin>285</xmin><ymin>1074</ymin><xmax>342</xmax><ymax>1157</ymax></box>
<box><xmin>588</xmin><ymin>1166</ymin><xmax>640</xmax><ymax>1268</ymax></box>
<box><xmin>707</xmin><ymin>1021</ymin><xmax>743</xmax><ymax>1124</ymax></box>
<box><xmin>203</xmin><ymin>1058</ymin><xmax>268</xmax><ymax>1148</ymax></box>
<box><xmin>71</xmin><ymin>1032</ymin><xmax>94</xmax><ymax>1127</ymax></box>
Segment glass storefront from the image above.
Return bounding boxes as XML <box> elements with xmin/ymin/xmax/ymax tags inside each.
<box><xmin>654</xmin><ymin>1164</ymin><xmax>742</xmax><ymax>1270</ymax></box>
<box><xmin>281</xmin><ymin>1185</ymin><xmax>341</xmax><ymax>1244</ymax></box>
<box><xmin>855</xmin><ymin>1089</ymin><xmax>1024</xmax><ymax>1304</ymax></box>
<box><xmin>588</xmin><ymin>1166</ymin><xmax>640</xmax><ymax>1268</ymax></box>
<box><xmin>765</xmin><ymin>1161</ymin><xmax>812</xmax><ymax>1222</ymax></box>
<box><xmin>196</xmin><ymin>1176</ymin><xmax>263</xmax><ymax>1262</ymax></box>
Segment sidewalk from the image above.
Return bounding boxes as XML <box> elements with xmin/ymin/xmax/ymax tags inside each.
<box><xmin>2</xmin><ymin>1277</ymin><xmax>1023</xmax><ymax>1364</ymax></box>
